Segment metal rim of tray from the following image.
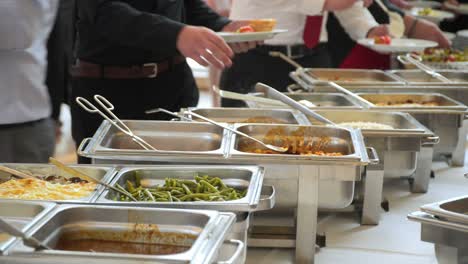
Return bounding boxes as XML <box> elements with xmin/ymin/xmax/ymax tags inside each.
<box><xmin>420</xmin><ymin>195</ymin><xmax>468</xmax><ymax>226</ymax></box>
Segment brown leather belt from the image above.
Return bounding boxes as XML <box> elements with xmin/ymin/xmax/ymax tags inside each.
<box><xmin>70</xmin><ymin>56</ymin><xmax>186</xmax><ymax>79</ymax></box>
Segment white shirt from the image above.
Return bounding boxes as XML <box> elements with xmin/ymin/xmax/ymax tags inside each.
<box><xmin>0</xmin><ymin>0</ymin><xmax>58</xmax><ymax>124</ymax></box>
<box><xmin>230</xmin><ymin>0</ymin><xmax>378</xmax><ymax>45</ymax></box>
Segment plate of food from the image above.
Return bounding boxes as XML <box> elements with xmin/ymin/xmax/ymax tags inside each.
<box><xmin>415</xmin><ymin>48</ymin><xmax>468</xmax><ymax>70</ymax></box>
<box><xmin>217</xmin><ymin>19</ymin><xmax>287</xmax><ymax>43</ymax></box>
<box><xmin>408</xmin><ymin>7</ymin><xmax>455</xmax><ymax>23</ymax></box>
<box><xmin>358</xmin><ymin>36</ymin><xmax>438</xmax><ymax>54</ymax></box>
<box><xmin>445</xmin><ymin>2</ymin><xmax>468</xmax><ymax>15</ymax></box>
<box><xmin>407</xmin><ymin>0</ymin><xmax>442</xmax><ymax>8</ymax></box>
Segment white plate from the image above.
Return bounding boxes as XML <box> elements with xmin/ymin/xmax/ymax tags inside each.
<box><xmin>407</xmin><ymin>7</ymin><xmax>455</xmax><ymax>23</ymax></box>
<box><xmin>358</xmin><ymin>38</ymin><xmax>438</xmax><ymax>54</ymax></box>
<box><xmin>407</xmin><ymin>0</ymin><xmax>442</xmax><ymax>8</ymax></box>
<box><xmin>217</xmin><ymin>29</ymin><xmax>288</xmax><ymax>43</ymax></box>
<box><xmin>457</xmin><ymin>29</ymin><xmax>468</xmax><ymax>38</ymax></box>
<box><xmin>443</xmin><ymin>31</ymin><xmax>456</xmax><ymax>41</ymax></box>
<box><xmin>446</xmin><ymin>3</ymin><xmax>468</xmax><ymax>14</ymax></box>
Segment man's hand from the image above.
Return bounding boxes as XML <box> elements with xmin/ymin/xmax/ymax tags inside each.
<box><xmin>389</xmin><ymin>0</ymin><xmax>413</xmax><ymax>9</ymax></box>
<box><xmin>222</xmin><ymin>20</ymin><xmax>263</xmax><ymax>54</ymax></box>
<box><xmin>323</xmin><ymin>0</ymin><xmax>373</xmax><ymax>11</ymax></box>
<box><xmin>367</xmin><ymin>24</ymin><xmax>391</xmax><ymax>38</ymax></box>
<box><xmin>177</xmin><ymin>25</ymin><xmax>233</xmax><ymax>69</ymax></box>
<box><xmin>409</xmin><ymin>18</ymin><xmax>451</xmax><ymax>48</ymax></box>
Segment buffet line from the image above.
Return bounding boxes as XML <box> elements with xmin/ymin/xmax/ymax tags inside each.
<box><xmin>0</xmin><ymin>66</ymin><xmax>467</xmax><ymax>264</ymax></box>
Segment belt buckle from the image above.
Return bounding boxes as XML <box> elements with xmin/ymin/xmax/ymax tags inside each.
<box><xmin>143</xmin><ymin>63</ymin><xmax>158</xmax><ymax>78</ymax></box>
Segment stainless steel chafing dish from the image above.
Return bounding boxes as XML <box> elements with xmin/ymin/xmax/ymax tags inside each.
<box><xmin>78</xmin><ymin>120</ymin><xmax>375</xmax><ymax>264</ymax></box>
<box><xmin>388</xmin><ymin>70</ymin><xmax>468</xmax><ymax>86</ymax></box>
<box><xmin>409</xmin><ymin>195</ymin><xmax>468</xmax><ymax>264</ymax></box>
<box><xmin>356</xmin><ymin>93</ymin><xmax>468</xmax><ymax>167</ymax></box>
<box><xmin>0</xmin><ymin>164</ymin><xmax>117</xmax><ymax>203</ymax></box>
<box><xmin>95</xmin><ymin>165</ymin><xmax>274</xmax><ymax>263</ymax></box>
<box><xmin>305</xmin><ymin>110</ymin><xmax>438</xmax><ymax>224</ymax></box>
<box><xmin>304</xmin><ymin>85</ymin><xmax>468</xmax><ymax>166</ymax></box>
<box><xmin>185</xmin><ymin>108</ymin><xmax>308</xmax><ymax>124</ymax></box>
<box><xmin>290</xmin><ymin>68</ymin><xmax>404</xmax><ymax>87</ymax></box>
<box><xmin>2</xmin><ymin>205</ymin><xmax>242</xmax><ymax>264</ymax></box>
<box><xmin>0</xmin><ymin>201</ymin><xmax>56</xmax><ymax>255</ymax></box>
<box><xmin>245</xmin><ymin>92</ymin><xmax>362</xmax><ymax>109</ymax></box>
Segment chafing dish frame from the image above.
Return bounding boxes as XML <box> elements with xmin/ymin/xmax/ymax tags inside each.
<box><xmin>388</xmin><ymin>69</ymin><xmax>468</xmax><ymax>86</ymax></box>
<box><xmin>420</xmin><ymin>195</ymin><xmax>468</xmax><ymax>225</ymax></box>
<box><xmin>408</xmin><ymin>211</ymin><xmax>468</xmax><ymax>264</ymax></box>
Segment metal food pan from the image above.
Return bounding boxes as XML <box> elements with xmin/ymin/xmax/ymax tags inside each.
<box><xmin>5</xmin><ymin>205</ymin><xmax>239</xmax><ymax>264</ymax></box>
<box><xmin>301</xmin><ymin>68</ymin><xmax>403</xmax><ymax>86</ymax></box>
<box><xmin>421</xmin><ymin>195</ymin><xmax>468</xmax><ymax>225</ymax></box>
<box><xmin>0</xmin><ymin>164</ymin><xmax>116</xmax><ymax>203</ymax></box>
<box><xmin>357</xmin><ymin>93</ymin><xmax>468</xmax><ymax>112</ymax></box>
<box><xmin>0</xmin><ymin>201</ymin><xmax>56</xmax><ymax>254</ymax></box>
<box><xmin>229</xmin><ymin>124</ymin><xmax>358</xmax><ymax>161</ymax></box>
<box><xmin>185</xmin><ymin>108</ymin><xmax>307</xmax><ymax>124</ymax></box>
<box><xmin>96</xmin><ymin>165</ymin><xmax>275</xmax><ymax>212</ymax></box>
<box><xmin>246</xmin><ymin>93</ymin><xmax>362</xmax><ymax>109</ymax></box>
<box><xmin>388</xmin><ymin>70</ymin><xmax>468</xmax><ymax>86</ymax></box>
<box><xmin>80</xmin><ymin>120</ymin><xmax>228</xmax><ymax>161</ymax></box>
<box><xmin>308</xmin><ymin>110</ymin><xmax>430</xmax><ymax>135</ymax></box>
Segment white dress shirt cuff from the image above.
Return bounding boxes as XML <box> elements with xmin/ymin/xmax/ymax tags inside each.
<box><xmin>334</xmin><ymin>2</ymin><xmax>379</xmax><ymax>41</ymax></box>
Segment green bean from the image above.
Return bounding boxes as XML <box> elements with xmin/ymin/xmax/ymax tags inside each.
<box><xmin>126</xmin><ymin>180</ymin><xmax>135</xmax><ymax>193</ymax></box>
<box><xmin>199</xmin><ymin>180</ymin><xmax>218</xmax><ymax>193</ymax></box>
<box><xmin>144</xmin><ymin>189</ymin><xmax>155</xmax><ymax>202</ymax></box>
<box><xmin>181</xmin><ymin>184</ymin><xmax>192</xmax><ymax>195</ymax></box>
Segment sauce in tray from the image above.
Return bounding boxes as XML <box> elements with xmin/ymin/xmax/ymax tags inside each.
<box><xmin>55</xmin><ymin>238</ymin><xmax>190</xmax><ymax>255</ymax></box>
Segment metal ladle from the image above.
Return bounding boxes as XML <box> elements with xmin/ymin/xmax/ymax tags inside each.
<box><xmin>397</xmin><ymin>53</ymin><xmax>453</xmax><ymax>83</ymax></box>
<box><xmin>254</xmin><ymin>83</ymin><xmax>336</xmax><ymax>125</ymax></box>
<box><xmin>145</xmin><ymin>108</ymin><xmax>288</xmax><ymax>153</ymax></box>
<box><xmin>269</xmin><ymin>51</ymin><xmax>375</xmax><ymax>107</ymax></box>
<box><xmin>0</xmin><ymin>217</ymin><xmax>50</xmax><ymax>251</ymax></box>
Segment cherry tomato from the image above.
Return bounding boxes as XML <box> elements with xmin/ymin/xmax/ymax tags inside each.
<box><xmin>447</xmin><ymin>55</ymin><xmax>456</xmax><ymax>62</ymax></box>
<box><xmin>374</xmin><ymin>35</ymin><xmax>392</xmax><ymax>45</ymax></box>
<box><xmin>237</xmin><ymin>26</ymin><xmax>255</xmax><ymax>33</ymax></box>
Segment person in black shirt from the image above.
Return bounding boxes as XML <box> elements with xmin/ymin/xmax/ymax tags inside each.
<box><xmin>70</xmin><ymin>0</ymin><xmax>258</xmax><ymax>162</ymax></box>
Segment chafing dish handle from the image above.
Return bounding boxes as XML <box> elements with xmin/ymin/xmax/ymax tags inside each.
<box><xmin>464</xmin><ymin>112</ymin><xmax>468</xmax><ymax>120</ymax></box>
<box><xmin>254</xmin><ymin>185</ymin><xmax>276</xmax><ymax>211</ymax></box>
<box><xmin>216</xmin><ymin>239</ymin><xmax>244</xmax><ymax>264</ymax></box>
<box><xmin>77</xmin><ymin>137</ymin><xmax>93</xmax><ymax>157</ymax></box>
<box><xmin>408</xmin><ymin>211</ymin><xmax>468</xmax><ymax>233</ymax></box>
<box><xmin>366</xmin><ymin>147</ymin><xmax>380</xmax><ymax>165</ymax></box>
<box><xmin>422</xmin><ymin>136</ymin><xmax>440</xmax><ymax>146</ymax></box>
<box><xmin>289</xmin><ymin>72</ymin><xmax>314</xmax><ymax>92</ymax></box>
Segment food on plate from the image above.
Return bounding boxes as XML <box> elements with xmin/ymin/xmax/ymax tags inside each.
<box><xmin>240</xmin><ymin>116</ymin><xmax>288</xmax><ymax>124</ymax></box>
<box><xmin>115</xmin><ymin>174</ymin><xmax>246</xmax><ymax>202</ymax></box>
<box><xmin>236</xmin><ymin>25</ymin><xmax>255</xmax><ymax>33</ymax></box>
<box><xmin>419</xmin><ymin>48</ymin><xmax>468</xmax><ymax>63</ymax></box>
<box><xmin>0</xmin><ymin>175</ymin><xmax>96</xmax><ymax>200</ymax></box>
<box><xmin>337</xmin><ymin>122</ymin><xmax>394</xmax><ymax>130</ymax></box>
<box><xmin>374</xmin><ymin>35</ymin><xmax>392</xmax><ymax>45</ymax></box>
<box><xmin>417</xmin><ymin>7</ymin><xmax>434</xmax><ymax>16</ymax></box>
<box><xmin>238</xmin><ymin>127</ymin><xmax>344</xmax><ymax>156</ymax></box>
<box><xmin>374</xmin><ymin>100</ymin><xmax>440</xmax><ymax>107</ymax></box>
<box><xmin>55</xmin><ymin>224</ymin><xmax>197</xmax><ymax>255</ymax></box>
<box><xmin>247</xmin><ymin>19</ymin><xmax>277</xmax><ymax>32</ymax></box>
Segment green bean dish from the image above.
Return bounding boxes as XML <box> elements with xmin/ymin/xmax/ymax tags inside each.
<box><xmin>114</xmin><ymin>174</ymin><xmax>247</xmax><ymax>202</ymax></box>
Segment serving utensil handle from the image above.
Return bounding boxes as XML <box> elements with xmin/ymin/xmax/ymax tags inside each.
<box><xmin>255</xmin><ymin>185</ymin><xmax>276</xmax><ymax>211</ymax></box>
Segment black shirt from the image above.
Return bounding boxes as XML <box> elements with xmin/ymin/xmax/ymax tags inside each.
<box><xmin>76</xmin><ymin>0</ymin><xmax>230</xmax><ymax>65</ymax></box>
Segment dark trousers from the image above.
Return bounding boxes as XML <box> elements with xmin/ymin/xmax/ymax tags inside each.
<box><xmin>70</xmin><ymin>62</ymin><xmax>198</xmax><ymax>163</ymax></box>
<box><xmin>220</xmin><ymin>44</ymin><xmax>331</xmax><ymax>107</ymax></box>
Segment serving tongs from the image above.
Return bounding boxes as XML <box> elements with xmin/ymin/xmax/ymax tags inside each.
<box><xmin>397</xmin><ymin>53</ymin><xmax>453</xmax><ymax>83</ymax></box>
<box><xmin>145</xmin><ymin>108</ymin><xmax>289</xmax><ymax>153</ymax></box>
<box><xmin>269</xmin><ymin>51</ymin><xmax>374</xmax><ymax>107</ymax></box>
<box><xmin>254</xmin><ymin>82</ymin><xmax>336</xmax><ymax>126</ymax></box>
<box><xmin>0</xmin><ymin>217</ymin><xmax>50</xmax><ymax>251</ymax></box>
<box><xmin>0</xmin><ymin>166</ymin><xmax>38</xmax><ymax>180</ymax></box>
<box><xmin>76</xmin><ymin>95</ymin><xmax>156</xmax><ymax>151</ymax></box>
<box><xmin>48</xmin><ymin>157</ymin><xmax>138</xmax><ymax>202</ymax></box>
